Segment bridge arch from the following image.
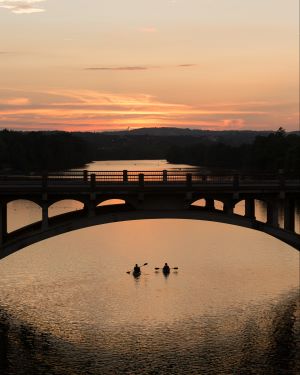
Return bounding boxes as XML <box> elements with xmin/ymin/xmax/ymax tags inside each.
<box><xmin>7</xmin><ymin>197</ymin><xmax>42</xmax><ymax>207</ymax></box>
<box><xmin>48</xmin><ymin>199</ymin><xmax>85</xmax><ymax>218</ymax></box>
<box><xmin>1</xmin><ymin>207</ymin><xmax>299</xmax><ymax>259</ymax></box>
<box><xmin>234</xmin><ymin>200</ymin><xmax>245</xmax><ymax>216</ymax></box>
<box><xmin>214</xmin><ymin>200</ymin><xmax>224</xmax><ymax>211</ymax></box>
<box><xmin>190</xmin><ymin>198</ymin><xmax>225</xmax><ymax>211</ymax></box>
<box><xmin>95</xmin><ymin>196</ymin><xmax>137</xmax><ymax>208</ymax></box>
<box><xmin>98</xmin><ymin>199</ymin><xmax>126</xmax><ymax>206</ymax></box>
<box><xmin>254</xmin><ymin>199</ymin><xmax>268</xmax><ymax>223</ymax></box>
<box><xmin>191</xmin><ymin>198</ymin><xmax>206</xmax><ymax>207</ymax></box>
<box><xmin>7</xmin><ymin>199</ymin><xmax>42</xmax><ymax>233</ymax></box>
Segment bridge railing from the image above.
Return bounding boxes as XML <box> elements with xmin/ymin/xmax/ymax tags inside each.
<box><xmin>86</xmin><ymin>171</ymin><xmax>236</xmax><ymax>184</ymax></box>
<box><xmin>0</xmin><ymin>170</ymin><xmax>299</xmax><ymax>188</ymax></box>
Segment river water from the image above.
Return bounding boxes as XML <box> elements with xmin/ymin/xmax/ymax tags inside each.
<box><xmin>0</xmin><ymin>160</ymin><xmax>299</xmax><ymax>375</ymax></box>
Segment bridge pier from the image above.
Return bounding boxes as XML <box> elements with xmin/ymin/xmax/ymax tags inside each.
<box><xmin>284</xmin><ymin>198</ymin><xmax>295</xmax><ymax>232</ymax></box>
<box><xmin>42</xmin><ymin>204</ymin><xmax>49</xmax><ymax>230</ymax></box>
<box><xmin>163</xmin><ymin>170</ymin><xmax>168</xmax><ymax>183</ymax></box>
<box><xmin>86</xmin><ymin>200</ymin><xmax>96</xmax><ymax>217</ymax></box>
<box><xmin>267</xmin><ymin>200</ymin><xmax>279</xmax><ymax>228</ymax></box>
<box><xmin>123</xmin><ymin>170</ymin><xmax>128</xmax><ymax>183</ymax></box>
<box><xmin>0</xmin><ymin>201</ymin><xmax>7</xmax><ymax>245</ymax></box>
<box><xmin>205</xmin><ymin>198</ymin><xmax>215</xmax><ymax>210</ymax></box>
<box><xmin>245</xmin><ymin>198</ymin><xmax>256</xmax><ymax>219</ymax></box>
<box><xmin>224</xmin><ymin>199</ymin><xmax>235</xmax><ymax>215</ymax></box>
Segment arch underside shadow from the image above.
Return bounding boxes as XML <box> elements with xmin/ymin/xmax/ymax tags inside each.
<box><xmin>1</xmin><ymin>205</ymin><xmax>299</xmax><ymax>259</ymax></box>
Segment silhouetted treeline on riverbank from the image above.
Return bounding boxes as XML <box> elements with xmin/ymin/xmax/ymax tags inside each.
<box><xmin>0</xmin><ymin>128</ymin><xmax>299</xmax><ymax>173</ymax></box>
<box><xmin>166</xmin><ymin>128</ymin><xmax>300</xmax><ymax>173</ymax></box>
<box><xmin>0</xmin><ymin>130</ymin><xmax>91</xmax><ymax>172</ymax></box>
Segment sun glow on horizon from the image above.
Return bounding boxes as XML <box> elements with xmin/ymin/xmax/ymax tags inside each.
<box><xmin>0</xmin><ymin>0</ymin><xmax>298</xmax><ymax>131</ymax></box>
<box><xmin>0</xmin><ymin>88</ymin><xmax>297</xmax><ymax>131</ymax></box>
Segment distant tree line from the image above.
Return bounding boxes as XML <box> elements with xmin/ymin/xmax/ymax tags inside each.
<box><xmin>0</xmin><ymin>130</ymin><xmax>91</xmax><ymax>172</ymax></box>
<box><xmin>166</xmin><ymin>128</ymin><xmax>300</xmax><ymax>173</ymax></box>
<box><xmin>0</xmin><ymin>128</ymin><xmax>299</xmax><ymax>173</ymax></box>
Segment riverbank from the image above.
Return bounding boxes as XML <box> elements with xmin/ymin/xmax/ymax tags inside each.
<box><xmin>1</xmin><ymin>129</ymin><xmax>299</xmax><ymax>174</ymax></box>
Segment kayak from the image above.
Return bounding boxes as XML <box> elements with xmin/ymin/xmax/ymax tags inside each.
<box><xmin>133</xmin><ymin>270</ymin><xmax>141</xmax><ymax>277</ymax></box>
<box><xmin>162</xmin><ymin>268</ymin><xmax>170</xmax><ymax>275</ymax></box>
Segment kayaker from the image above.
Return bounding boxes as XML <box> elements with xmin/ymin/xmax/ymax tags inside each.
<box><xmin>133</xmin><ymin>264</ymin><xmax>141</xmax><ymax>274</ymax></box>
<box><xmin>162</xmin><ymin>263</ymin><xmax>170</xmax><ymax>273</ymax></box>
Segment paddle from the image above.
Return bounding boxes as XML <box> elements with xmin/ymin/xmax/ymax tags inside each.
<box><xmin>155</xmin><ymin>267</ymin><xmax>178</xmax><ymax>270</ymax></box>
<box><xmin>126</xmin><ymin>262</ymin><xmax>148</xmax><ymax>274</ymax></box>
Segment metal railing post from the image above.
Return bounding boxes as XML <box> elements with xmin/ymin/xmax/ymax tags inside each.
<box><xmin>186</xmin><ymin>173</ymin><xmax>192</xmax><ymax>187</ymax></box>
<box><xmin>233</xmin><ymin>174</ymin><xmax>239</xmax><ymax>189</ymax></box>
<box><xmin>123</xmin><ymin>170</ymin><xmax>128</xmax><ymax>183</ymax></box>
<box><xmin>278</xmin><ymin>170</ymin><xmax>285</xmax><ymax>189</ymax></box>
<box><xmin>163</xmin><ymin>170</ymin><xmax>168</xmax><ymax>183</ymax></box>
<box><xmin>139</xmin><ymin>173</ymin><xmax>144</xmax><ymax>187</ymax></box>
<box><xmin>90</xmin><ymin>173</ymin><xmax>96</xmax><ymax>190</ymax></box>
<box><xmin>42</xmin><ymin>173</ymin><xmax>48</xmax><ymax>189</ymax></box>
<box><xmin>83</xmin><ymin>170</ymin><xmax>88</xmax><ymax>182</ymax></box>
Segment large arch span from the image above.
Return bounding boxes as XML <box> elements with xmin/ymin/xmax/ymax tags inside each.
<box><xmin>1</xmin><ymin>205</ymin><xmax>299</xmax><ymax>259</ymax></box>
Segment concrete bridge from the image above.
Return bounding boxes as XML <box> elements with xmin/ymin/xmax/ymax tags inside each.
<box><xmin>0</xmin><ymin>170</ymin><xmax>299</xmax><ymax>259</ymax></box>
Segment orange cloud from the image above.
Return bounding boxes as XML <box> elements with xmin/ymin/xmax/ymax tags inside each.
<box><xmin>86</xmin><ymin>66</ymin><xmax>149</xmax><ymax>71</ymax></box>
<box><xmin>0</xmin><ymin>89</ymin><xmax>296</xmax><ymax>131</ymax></box>
<box><xmin>85</xmin><ymin>64</ymin><xmax>197</xmax><ymax>71</ymax></box>
<box><xmin>0</xmin><ymin>97</ymin><xmax>30</xmax><ymax>105</ymax></box>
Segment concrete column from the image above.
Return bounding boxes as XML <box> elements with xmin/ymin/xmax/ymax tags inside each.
<box><xmin>206</xmin><ymin>198</ymin><xmax>215</xmax><ymax>210</ymax></box>
<box><xmin>123</xmin><ymin>170</ymin><xmax>128</xmax><ymax>183</ymax></box>
<box><xmin>90</xmin><ymin>173</ymin><xmax>96</xmax><ymax>190</ymax></box>
<box><xmin>42</xmin><ymin>204</ymin><xmax>49</xmax><ymax>230</ymax></box>
<box><xmin>284</xmin><ymin>198</ymin><xmax>295</xmax><ymax>232</ymax></box>
<box><xmin>233</xmin><ymin>174</ymin><xmax>239</xmax><ymax>189</ymax></box>
<box><xmin>139</xmin><ymin>173</ymin><xmax>144</xmax><ymax>187</ymax></box>
<box><xmin>224</xmin><ymin>200</ymin><xmax>234</xmax><ymax>215</ymax></box>
<box><xmin>83</xmin><ymin>170</ymin><xmax>88</xmax><ymax>182</ymax></box>
<box><xmin>87</xmin><ymin>200</ymin><xmax>96</xmax><ymax>217</ymax></box>
<box><xmin>0</xmin><ymin>201</ymin><xmax>7</xmax><ymax>245</ymax></box>
<box><xmin>267</xmin><ymin>200</ymin><xmax>279</xmax><ymax>228</ymax></box>
<box><xmin>163</xmin><ymin>170</ymin><xmax>168</xmax><ymax>183</ymax></box>
<box><xmin>186</xmin><ymin>173</ymin><xmax>192</xmax><ymax>187</ymax></box>
<box><xmin>245</xmin><ymin>198</ymin><xmax>256</xmax><ymax>219</ymax></box>
<box><xmin>42</xmin><ymin>173</ymin><xmax>48</xmax><ymax>189</ymax></box>
<box><xmin>278</xmin><ymin>170</ymin><xmax>285</xmax><ymax>189</ymax></box>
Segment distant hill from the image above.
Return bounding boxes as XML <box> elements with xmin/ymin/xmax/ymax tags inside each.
<box><xmin>102</xmin><ymin>126</ymin><xmax>271</xmax><ymax>137</ymax></box>
<box><xmin>99</xmin><ymin>127</ymin><xmax>273</xmax><ymax>146</ymax></box>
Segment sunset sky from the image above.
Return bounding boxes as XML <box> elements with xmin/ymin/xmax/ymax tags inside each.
<box><xmin>0</xmin><ymin>0</ymin><xmax>299</xmax><ymax>131</ymax></box>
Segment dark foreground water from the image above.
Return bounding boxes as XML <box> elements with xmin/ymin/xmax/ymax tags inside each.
<box><xmin>0</xmin><ymin>160</ymin><xmax>299</xmax><ymax>374</ymax></box>
<box><xmin>0</xmin><ymin>290</ymin><xmax>299</xmax><ymax>375</ymax></box>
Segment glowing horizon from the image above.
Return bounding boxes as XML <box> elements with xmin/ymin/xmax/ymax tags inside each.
<box><xmin>0</xmin><ymin>0</ymin><xmax>299</xmax><ymax>131</ymax></box>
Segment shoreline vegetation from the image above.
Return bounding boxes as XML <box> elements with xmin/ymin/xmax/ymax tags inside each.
<box><xmin>0</xmin><ymin>127</ymin><xmax>299</xmax><ymax>174</ymax></box>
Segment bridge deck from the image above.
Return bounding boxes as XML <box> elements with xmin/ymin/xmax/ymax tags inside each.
<box><xmin>0</xmin><ymin>170</ymin><xmax>299</xmax><ymax>193</ymax></box>
<box><xmin>0</xmin><ymin>171</ymin><xmax>299</xmax><ymax>256</ymax></box>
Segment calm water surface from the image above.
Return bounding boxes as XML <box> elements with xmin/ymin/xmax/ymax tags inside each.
<box><xmin>0</xmin><ymin>160</ymin><xmax>299</xmax><ymax>374</ymax></box>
